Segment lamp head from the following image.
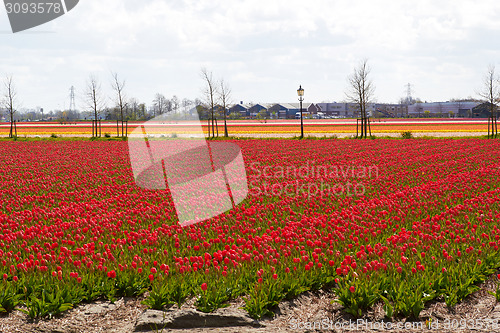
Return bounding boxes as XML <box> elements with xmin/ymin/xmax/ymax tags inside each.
<box><xmin>297</xmin><ymin>85</ymin><xmax>304</xmax><ymax>97</ymax></box>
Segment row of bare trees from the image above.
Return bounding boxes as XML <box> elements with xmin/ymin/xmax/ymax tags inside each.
<box><xmin>84</xmin><ymin>72</ymin><xmax>128</xmax><ymax>138</ymax></box>
<box><xmin>201</xmin><ymin>68</ymin><xmax>232</xmax><ymax>138</ymax></box>
<box><xmin>151</xmin><ymin>94</ymin><xmax>194</xmax><ymax>117</ymax></box>
<box><xmin>345</xmin><ymin>59</ymin><xmax>374</xmax><ymax>139</ymax></box>
<box><xmin>2</xmin><ymin>64</ymin><xmax>499</xmax><ymax>140</ymax></box>
<box><xmin>2</xmin><ymin>76</ymin><xmax>17</xmax><ymax>138</ymax></box>
<box><xmin>0</xmin><ymin>72</ymin><xmax>133</xmax><ymax>139</ymax></box>
<box><xmin>345</xmin><ymin>60</ymin><xmax>500</xmax><ymax>139</ymax></box>
<box><xmin>478</xmin><ymin>65</ymin><xmax>499</xmax><ymax>139</ymax></box>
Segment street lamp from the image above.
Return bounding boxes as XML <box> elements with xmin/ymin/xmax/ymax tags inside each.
<box><xmin>297</xmin><ymin>85</ymin><xmax>304</xmax><ymax>138</ymax></box>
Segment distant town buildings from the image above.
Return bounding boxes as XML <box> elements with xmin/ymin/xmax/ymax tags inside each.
<box><xmin>3</xmin><ymin>100</ymin><xmax>497</xmax><ymax>122</ymax></box>
<box><xmin>407</xmin><ymin>101</ymin><xmax>479</xmax><ymax>118</ymax></box>
<box><xmin>218</xmin><ymin>100</ymin><xmax>494</xmax><ymax>119</ymax></box>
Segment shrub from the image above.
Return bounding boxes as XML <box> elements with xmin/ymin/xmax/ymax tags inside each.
<box><xmin>401</xmin><ymin>131</ymin><xmax>413</xmax><ymax>139</ymax></box>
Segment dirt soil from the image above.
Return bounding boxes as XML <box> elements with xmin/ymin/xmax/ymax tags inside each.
<box><xmin>2</xmin><ymin>273</ymin><xmax>500</xmax><ymax>333</ymax></box>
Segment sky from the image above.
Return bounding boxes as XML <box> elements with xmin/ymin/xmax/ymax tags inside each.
<box><xmin>1</xmin><ymin>0</ymin><xmax>500</xmax><ymax>112</ymax></box>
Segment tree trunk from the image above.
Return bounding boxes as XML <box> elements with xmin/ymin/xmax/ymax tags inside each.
<box><xmin>365</xmin><ymin>114</ymin><xmax>368</xmax><ymax>138</ymax></box>
<box><xmin>94</xmin><ymin>109</ymin><xmax>98</xmax><ymax>137</ymax></box>
<box><xmin>362</xmin><ymin>110</ymin><xmax>365</xmax><ymax>138</ymax></box>
<box><xmin>224</xmin><ymin>108</ymin><xmax>228</xmax><ymax>137</ymax></box>
<box><xmin>211</xmin><ymin>108</ymin><xmax>214</xmax><ymax>138</ymax></box>
<box><xmin>9</xmin><ymin>113</ymin><xmax>13</xmax><ymax>138</ymax></box>
<box><xmin>488</xmin><ymin>115</ymin><xmax>491</xmax><ymax>139</ymax></box>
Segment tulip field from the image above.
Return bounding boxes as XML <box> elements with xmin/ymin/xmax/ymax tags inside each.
<box><xmin>1</xmin><ymin>138</ymin><xmax>500</xmax><ymax>320</ymax></box>
<box><xmin>0</xmin><ymin>119</ymin><xmax>490</xmax><ymax>137</ymax></box>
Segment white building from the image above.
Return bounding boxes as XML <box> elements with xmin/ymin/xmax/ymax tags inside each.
<box><xmin>408</xmin><ymin>102</ymin><xmax>479</xmax><ymax>117</ymax></box>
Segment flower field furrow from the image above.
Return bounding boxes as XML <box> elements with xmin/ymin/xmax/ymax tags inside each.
<box><xmin>0</xmin><ymin>120</ymin><xmax>491</xmax><ymax>137</ymax></box>
<box><xmin>0</xmin><ymin>139</ymin><xmax>499</xmax><ymax>319</ymax></box>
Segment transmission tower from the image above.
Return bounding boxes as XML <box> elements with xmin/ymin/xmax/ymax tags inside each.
<box><xmin>403</xmin><ymin>83</ymin><xmax>414</xmax><ymax>118</ymax></box>
<box><xmin>69</xmin><ymin>86</ymin><xmax>76</xmax><ymax>112</ymax></box>
<box><xmin>406</xmin><ymin>83</ymin><xmax>413</xmax><ymax>104</ymax></box>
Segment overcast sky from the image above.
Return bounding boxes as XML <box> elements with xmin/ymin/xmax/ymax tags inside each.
<box><xmin>2</xmin><ymin>0</ymin><xmax>500</xmax><ymax>112</ymax></box>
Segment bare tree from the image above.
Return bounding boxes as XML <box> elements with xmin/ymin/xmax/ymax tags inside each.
<box><xmin>138</xmin><ymin>103</ymin><xmax>147</xmax><ymax>120</ymax></box>
<box><xmin>85</xmin><ymin>75</ymin><xmax>105</xmax><ymax>137</ymax></box>
<box><xmin>478</xmin><ymin>65</ymin><xmax>499</xmax><ymax>138</ymax></box>
<box><xmin>201</xmin><ymin>68</ymin><xmax>219</xmax><ymax>138</ymax></box>
<box><xmin>171</xmin><ymin>95</ymin><xmax>180</xmax><ymax>114</ymax></box>
<box><xmin>111</xmin><ymin>72</ymin><xmax>127</xmax><ymax>137</ymax></box>
<box><xmin>128</xmin><ymin>98</ymin><xmax>140</xmax><ymax>120</ymax></box>
<box><xmin>2</xmin><ymin>75</ymin><xmax>17</xmax><ymax>138</ymax></box>
<box><xmin>165</xmin><ymin>98</ymin><xmax>173</xmax><ymax>113</ymax></box>
<box><xmin>219</xmin><ymin>79</ymin><xmax>231</xmax><ymax>137</ymax></box>
<box><xmin>182</xmin><ymin>98</ymin><xmax>193</xmax><ymax>116</ymax></box>
<box><xmin>345</xmin><ymin>59</ymin><xmax>375</xmax><ymax>138</ymax></box>
<box><xmin>152</xmin><ymin>93</ymin><xmax>167</xmax><ymax>117</ymax></box>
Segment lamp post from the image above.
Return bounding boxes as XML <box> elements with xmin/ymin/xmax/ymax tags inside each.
<box><xmin>297</xmin><ymin>85</ymin><xmax>304</xmax><ymax>138</ymax></box>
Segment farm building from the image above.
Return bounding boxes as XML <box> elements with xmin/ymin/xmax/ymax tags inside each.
<box><xmin>408</xmin><ymin>102</ymin><xmax>479</xmax><ymax>118</ymax></box>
